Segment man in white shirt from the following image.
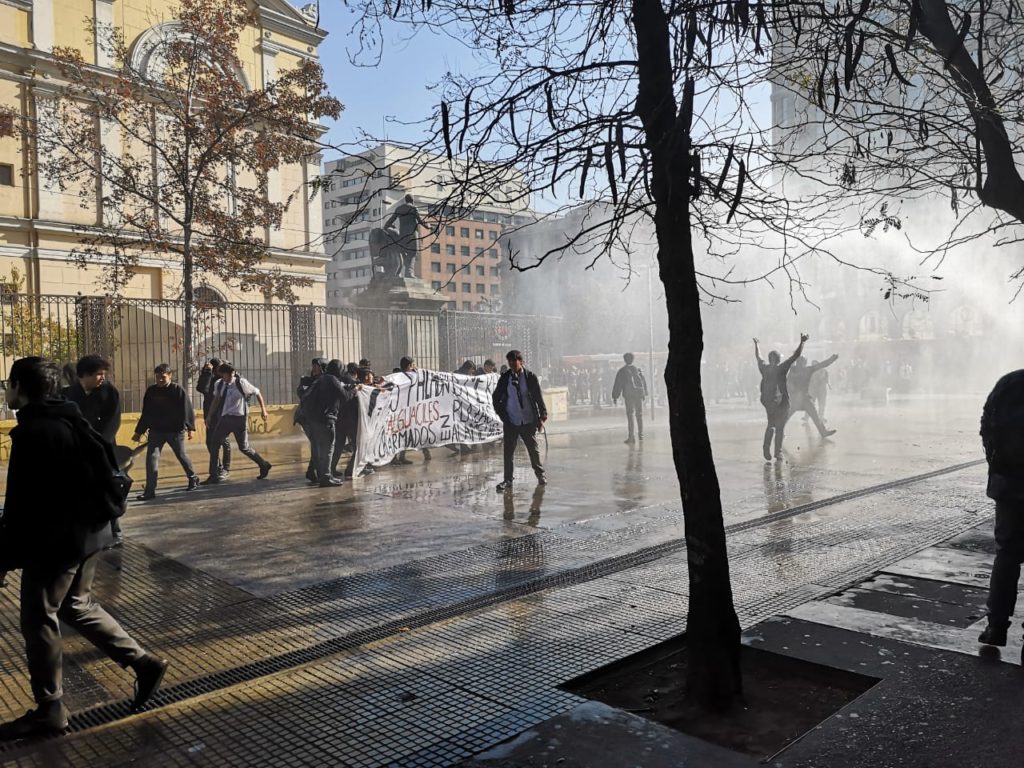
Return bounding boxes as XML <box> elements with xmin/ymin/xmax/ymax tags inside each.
<box><xmin>205</xmin><ymin>362</ymin><xmax>272</xmax><ymax>483</ymax></box>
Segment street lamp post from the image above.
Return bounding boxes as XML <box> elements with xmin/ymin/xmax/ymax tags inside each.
<box><xmin>646</xmin><ymin>263</ymin><xmax>657</xmax><ymax>420</ymax></box>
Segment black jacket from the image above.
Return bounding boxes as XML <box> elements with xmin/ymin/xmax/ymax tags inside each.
<box><xmin>0</xmin><ymin>398</ymin><xmax>112</xmax><ymax>574</ymax></box>
<box><xmin>64</xmin><ymin>381</ymin><xmax>121</xmax><ymax>445</ymax></box>
<box><xmin>301</xmin><ymin>374</ymin><xmax>353</xmax><ymax>424</ymax></box>
<box><xmin>981</xmin><ymin>369</ymin><xmax>1024</xmax><ymax>501</ymax></box>
<box><xmin>612</xmin><ymin>365</ymin><xmax>648</xmax><ymax>401</ymax></box>
<box><xmin>135</xmin><ymin>382</ymin><xmax>196</xmax><ymax>435</ymax></box>
<box><xmin>493</xmin><ymin>369</ymin><xmax>547</xmax><ymax>425</ymax></box>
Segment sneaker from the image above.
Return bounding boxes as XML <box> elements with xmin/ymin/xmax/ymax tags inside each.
<box><xmin>390</xmin><ymin>457</ymin><xmax>413</xmax><ymax>466</ymax></box>
<box><xmin>423</xmin><ymin>449</ymin><xmax>432</xmax><ymax>462</ymax></box>
<box><xmin>763</xmin><ymin>447</ymin><xmax>772</xmax><ymax>461</ymax></box>
<box><xmin>638</xmin><ymin>434</ymin><xmax>644</xmax><ymax>441</ymax></box>
<box><xmin>979</xmin><ymin>623</ymin><xmax>1008</xmax><ymax>647</ymax></box>
<box><xmin>186</xmin><ymin>476</ymin><xmax>201</xmax><ymax>491</ymax></box>
<box><xmin>136</xmin><ymin>492</ymin><xmax>155</xmax><ymax>502</ymax></box>
<box><xmin>496</xmin><ymin>480</ymin><xmax>513</xmax><ymax>492</ymax></box>
<box><xmin>258</xmin><ymin>463</ymin><xmax>272</xmax><ymax>480</ymax></box>
<box><xmin>220</xmin><ymin>470</ymin><xmax>230</xmax><ymax>480</ymax></box>
<box><xmin>104</xmin><ymin>533</ymin><xmax>125</xmax><ymax>550</ymax></box>
<box><xmin>199</xmin><ymin>476</ymin><xmax>221</xmax><ymax>486</ymax></box>
<box><xmin>131</xmin><ymin>655</ymin><xmax>169</xmax><ymax>710</ymax></box>
<box><xmin>319</xmin><ymin>477</ymin><xmax>343</xmax><ymax>487</ymax></box>
<box><xmin>0</xmin><ymin>704</ymin><xmax>69</xmax><ymax>741</ymax></box>
<box><xmin>774</xmin><ymin>452</ymin><xmax>783</xmax><ymax>461</ymax></box>
<box><xmin>624</xmin><ymin>437</ymin><xmax>635</xmax><ymax>444</ymax></box>
<box><xmin>305</xmin><ymin>469</ymin><xmax>317</xmax><ymax>483</ymax></box>
<box><xmin>823</xmin><ymin>429</ymin><xmax>837</xmax><ymax>438</ymax></box>
<box><xmin>536</xmin><ymin>474</ymin><xmax>547</xmax><ymax>486</ymax></box>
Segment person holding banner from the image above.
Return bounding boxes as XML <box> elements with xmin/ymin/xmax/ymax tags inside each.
<box><xmin>493</xmin><ymin>349</ymin><xmax>547</xmax><ymax>492</ymax></box>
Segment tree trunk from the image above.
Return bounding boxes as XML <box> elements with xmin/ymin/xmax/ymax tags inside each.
<box><xmin>631</xmin><ymin>0</ymin><xmax>743</xmax><ymax>710</ymax></box>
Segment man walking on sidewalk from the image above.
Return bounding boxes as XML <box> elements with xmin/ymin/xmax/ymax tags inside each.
<box><xmin>612</xmin><ymin>352</ymin><xmax>648</xmax><ymax>444</ymax></box>
<box><xmin>493</xmin><ymin>349</ymin><xmax>547</xmax><ymax>492</ymax></box>
<box><xmin>132</xmin><ymin>364</ymin><xmax>200</xmax><ymax>501</ymax></box>
<box><xmin>204</xmin><ymin>363</ymin><xmax>271</xmax><ymax>483</ymax></box>
<box><xmin>0</xmin><ymin>357</ymin><xmax>167</xmax><ymax>740</ymax></box>
<box><xmin>197</xmin><ymin>358</ymin><xmax>230</xmax><ymax>479</ymax></box>
<box><xmin>978</xmin><ymin>369</ymin><xmax>1024</xmax><ymax>648</ymax></box>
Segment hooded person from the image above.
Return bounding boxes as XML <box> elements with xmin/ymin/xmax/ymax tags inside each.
<box><xmin>295</xmin><ymin>358</ymin><xmax>328</xmax><ymax>483</ymax></box>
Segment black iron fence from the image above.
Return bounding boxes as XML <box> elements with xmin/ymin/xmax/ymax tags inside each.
<box><xmin>0</xmin><ymin>293</ymin><xmax>562</xmax><ymax>413</ymax></box>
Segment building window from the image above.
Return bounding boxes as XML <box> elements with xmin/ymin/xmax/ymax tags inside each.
<box><xmin>461</xmin><ymin>282</ymin><xmax>471</xmax><ymax>293</ymax></box>
<box><xmin>475</xmin><ymin>247</ymin><xmax>484</xmax><ymax>256</ymax></box>
<box><xmin>490</xmin><ymin>267</ymin><xmax>499</xmax><ymax>276</ymax></box>
<box><xmin>476</xmin><ymin>266</ymin><xmax>485</xmax><ymax>276</ymax></box>
<box><xmin>447</xmin><ymin>264</ymin><xmax>456</xmax><ymax>274</ymax></box>
<box><xmin>488</xmin><ymin>249</ymin><xmax>498</xmax><ymax>258</ymax></box>
<box><xmin>431</xmin><ymin>280</ymin><xmax>442</xmax><ymax>290</ymax></box>
<box><xmin>474</xmin><ymin>229</ymin><xmax>484</xmax><ymax>239</ymax></box>
<box><xmin>446</xmin><ymin>245</ymin><xmax>456</xmax><ymax>256</ymax></box>
<box><xmin>476</xmin><ymin>283</ymin><xmax>485</xmax><ymax>294</ymax></box>
<box><xmin>460</xmin><ymin>246</ymin><xmax>470</xmax><ymax>257</ymax></box>
<box><xmin>489</xmin><ymin>230</ymin><xmax>498</xmax><ymax>240</ymax></box>
<box><xmin>445</xmin><ymin>226</ymin><xmax>455</xmax><ymax>236</ymax></box>
<box><xmin>447</xmin><ymin>284</ymin><xmax>456</xmax><ymax>292</ymax></box>
<box><xmin>431</xmin><ymin>262</ymin><xmax>442</xmax><ymax>273</ymax></box>
<box><xmin>460</xmin><ymin>227</ymin><xmax>470</xmax><ymax>237</ymax></box>
<box><xmin>462</xmin><ymin>301</ymin><xmax>472</xmax><ymax>310</ymax></box>
<box><xmin>430</xmin><ymin>243</ymin><xmax>441</xmax><ymax>254</ymax></box>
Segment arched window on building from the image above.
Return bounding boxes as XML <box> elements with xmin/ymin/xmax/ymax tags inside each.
<box><xmin>949</xmin><ymin>305</ymin><xmax>984</xmax><ymax>337</ymax></box>
<box><xmin>857</xmin><ymin>310</ymin><xmax>885</xmax><ymax>341</ymax></box>
<box><xmin>193</xmin><ymin>285</ymin><xmax>226</xmax><ymax>306</ymax></box>
<box><xmin>900</xmin><ymin>309</ymin><xmax>935</xmax><ymax>340</ymax></box>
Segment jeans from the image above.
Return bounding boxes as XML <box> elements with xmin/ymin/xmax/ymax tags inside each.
<box><xmin>205</xmin><ymin>423</ymin><xmax>232</xmax><ymax>473</ymax></box>
<box><xmin>762</xmin><ymin>403</ymin><xmax>790</xmax><ymax>459</ymax></box>
<box><xmin>145</xmin><ymin>430</ymin><xmax>197</xmax><ymax>494</ymax></box>
<box><xmin>207</xmin><ymin>415</ymin><xmax>267</xmax><ymax>477</ymax></box>
<box><xmin>625</xmin><ymin>396</ymin><xmax>644</xmax><ymax>440</ymax></box>
<box><xmin>503</xmin><ymin>422</ymin><xmax>544</xmax><ymax>483</ymax></box>
<box><xmin>21</xmin><ymin>552</ymin><xmax>145</xmax><ymax>703</ymax></box>
<box><xmin>986</xmin><ymin>500</ymin><xmax>1024</xmax><ymax>626</ymax></box>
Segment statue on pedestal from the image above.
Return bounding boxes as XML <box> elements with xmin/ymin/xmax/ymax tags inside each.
<box><xmin>373</xmin><ymin>194</ymin><xmax>423</xmax><ymax>280</ymax></box>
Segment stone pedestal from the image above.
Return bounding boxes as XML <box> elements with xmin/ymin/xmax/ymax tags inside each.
<box><xmin>353</xmin><ymin>277</ymin><xmax>449</xmax><ymax>370</ymax></box>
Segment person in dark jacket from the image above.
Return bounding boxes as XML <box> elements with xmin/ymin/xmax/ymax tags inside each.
<box><xmin>611</xmin><ymin>352</ymin><xmax>648</xmax><ymax>444</ymax></box>
<box><xmin>63</xmin><ymin>355</ymin><xmax>121</xmax><ymax>445</ymax></box>
<box><xmin>296</xmin><ymin>358</ymin><xmax>327</xmax><ymax>483</ymax></box>
<box><xmin>754</xmin><ymin>334</ymin><xmax>807</xmax><ymax>462</ymax></box>
<box><xmin>0</xmin><ymin>357</ymin><xmax>168</xmax><ymax>740</ymax></box>
<box><xmin>197</xmin><ymin>357</ymin><xmax>229</xmax><ymax>479</ymax></box>
<box><xmin>301</xmin><ymin>359</ymin><xmax>350</xmax><ymax>487</ymax></box>
<box><xmin>786</xmin><ymin>355</ymin><xmax>839</xmax><ymax>439</ymax></box>
<box><xmin>978</xmin><ymin>370</ymin><xmax>1024</xmax><ymax>648</ymax></box>
<box><xmin>65</xmin><ymin>355</ymin><xmax>126</xmax><ymax>546</ymax></box>
<box><xmin>493</xmin><ymin>349</ymin><xmax>547</xmax><ymax>492</ymax></box>
<box><xmin>131</xmin><ymin>364</ymin><xmax>200</xmax><ymax>501</ymax></box>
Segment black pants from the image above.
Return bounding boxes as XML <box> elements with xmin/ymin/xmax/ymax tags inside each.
<box><xmin>300</xmin><ymin>422</ymin><xmax>317</xmax><ymax>477</ymax></box>
<box><xmin>788</xmin><ymin>399</ymin><xmax>829</xmax><ymax>437</ymax></box>
<box><xmin>21</xmin><ymin>553</ymin><xmax>145</xmax><ymax>704</ymax></box>
<box><xmin>762</xmin><ymin>403</ymin><xmax>790</xmax><ymax>459</ymax></box>
<box><xmin>207</xmin><ymin>415</ymin><xmax>267</xmax><ymax>477</ymax></box>
<box><xmin>503</xmin><ymin>422</ymin><xmax>544</xmax><ymax>483</ymax></box>
<box><xmin>144</xmin><ymin>430</ymin><xmax>197</xmax><ymax>494</ymax></box>
<box><xmin>206</xmin><ymin>423</ymin><xmax>232</xmax><ymax>472</ymax></box>
<box><xmin>624</xmin><ymin>396</ymin><xmax>644</xmax><ymax>439</ymax></box>
<box><xmin>312</xmin><ymin>420</ymin><xmax>336</xmax><ymax>480</ymax></box>
<box><xmin>986</xmin><ymin>500</ymin><xmax>1024</xmax><ymax>626</ymax></box>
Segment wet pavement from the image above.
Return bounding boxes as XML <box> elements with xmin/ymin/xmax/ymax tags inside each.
<box><xmin>0</xmin><ymin>394</ymin><xmax>995</xmax><ymax>766</ymax></box>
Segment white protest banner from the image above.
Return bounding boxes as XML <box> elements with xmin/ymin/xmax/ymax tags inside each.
<box><xmin>354</xmin><ymin>370</ymin><xmax>502</xmax><ymax>470</ymax></box>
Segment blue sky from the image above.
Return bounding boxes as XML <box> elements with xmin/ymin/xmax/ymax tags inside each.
<box><xmin>315</xmin><ymin>6</ymin><xmax>464</xmax><ymax>154</ymax></box>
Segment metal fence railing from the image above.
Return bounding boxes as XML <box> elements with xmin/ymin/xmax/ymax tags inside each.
<box><xmin>0</xmin><ymin>293</ymin><xmax>562</xmax><ymax>414</ymax></box>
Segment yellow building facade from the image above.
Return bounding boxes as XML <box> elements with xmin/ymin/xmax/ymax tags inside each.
<box><xmin>0</xmin><ymin>0</ymin><xmax>329</xmax><ymax>303</ymax></box>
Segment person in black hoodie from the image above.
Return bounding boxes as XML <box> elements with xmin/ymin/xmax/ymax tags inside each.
<box><xmin>197</xmin><ymin>357</ymin><xmax>230</xmax><ymax>480</ymax></box>
<box><xmin>611</xmin><ymin>353</ymin><xmax>648</xmax><ymax>444</ymax></box>
<box><xmin>492</xmin><ymin>349</ymin><xmax>547</xmax><ymax>492</ymax></box>
<box><xmin>0</xmin><ymin>357</ymin><xmax>168</xmax><ymax>740</ymax></box>
<box><xmin>300</xmin><ymin>359</ymin><xmax>350</xmax><ymax>487</ymax></box>
<box><xmin>131</xmin><ymin>363</ymin><xmax>200</xmax><ymax>500</ymax></box>
<box><xmin>295</xmin><ymin>358</ymin><xmax>327</xmax><ymax>483</ymax></box>
<box><xmin>977</xmin><ymin>369</ymin><xmax>1024</xmax><ymax>649</ymax></box>
<box><xmin>64</xmin><ymin>355</ymin><xmax>126</xmax><ymax>545</ymax></box>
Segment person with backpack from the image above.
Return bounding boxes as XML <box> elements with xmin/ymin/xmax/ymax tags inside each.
<box><xmin>197</xmin><ymin>357</ymin><xmax>230</xmax><ymax>481</ymax></box>
<box><xmin>754</xmin><ymin>334</ymin><xmax>807</xmax><ymax>462</ymax></box>
<box><xmin>612</xmin><ymin>352</ymin><xmax>649</xmax><ymax>444</ymax></box>
<box><xmin>204</xmin><ymin>363</ymin><xmax>271</xmax><ymax>483</ymax></box>
<box><xmin>977</xmin><ymin>369</ymin><xmax>1024</xmax><ymax>649</ymax></box>
<box><xmin>132</xmin><ymin>364</ymin><xmax>201</xmax><ymax>501</ymax></box>
<box><xmin>0</xmin><ymin>357</ymin><xmax>168</xmax><ymax>740</ymax></box>
<box><xmin>493</xmin><ymin>349</ymin><xmax>548</xmax><ymax>492</ymax></box>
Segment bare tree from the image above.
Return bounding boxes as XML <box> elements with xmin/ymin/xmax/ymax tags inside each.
<box><xmin>20</xmin><ymin>0</ymin><xmax>340</xmax><ymax>378</ymax></box>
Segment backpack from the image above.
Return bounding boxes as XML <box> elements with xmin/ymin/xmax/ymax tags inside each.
<box><xmin>66</xmin><ymin>418</ymin><xmax>131</xmax><ymax>529</ymax></box>
<box><xmin>760</xmin><ymin>373</ymin><xmax>784</xmax><ymax>407</ymax></box>
<box><xmin>628</xmin><ymin>366</ymin><xmax>646</xmax><ymax>398</ymax></box>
